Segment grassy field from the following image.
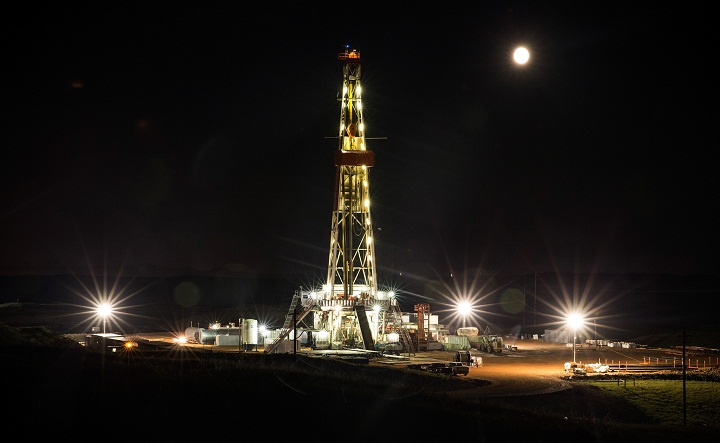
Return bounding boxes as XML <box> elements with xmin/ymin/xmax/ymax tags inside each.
<box><xmin>587</xmin><ymin>378</ymin><xmax>720</xmax><ymax>427</ymax></box>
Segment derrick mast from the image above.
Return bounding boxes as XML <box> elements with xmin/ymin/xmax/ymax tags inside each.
<box><xmin>313</xmin><ymin>47</ymin><xmax>379</xmax><ymax>350</ymax></box>
<box><xmin>265</xmin><ymin>48</ymin><xmax>413</xmax><ymax>355</ymax></box>
<box><xmin>328</xmin><ymin>48</ymin><xmax>376</xmax><ymax>303</ymax></box>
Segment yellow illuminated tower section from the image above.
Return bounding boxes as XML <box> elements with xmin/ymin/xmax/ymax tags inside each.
<box><xmin>329</xmin><ymin>49</ymin><xmax>377</xmax><ymax>304</ymax></box>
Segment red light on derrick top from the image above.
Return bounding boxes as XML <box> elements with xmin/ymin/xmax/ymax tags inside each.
<box><xmin>338</xmin><ymin>49</ymin><xmax>360</xmax><ymax>61</ymax></box>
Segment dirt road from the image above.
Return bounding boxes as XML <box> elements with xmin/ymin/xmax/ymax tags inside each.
<box><xmin>110</xmin><ymin>330</ymin><xmax>693</xmax><ymax>398</ymax></box>
<box><xmin>376</xmin><ymin>340</ymin><xmax>682</xmax><ymax>397</ymax></box>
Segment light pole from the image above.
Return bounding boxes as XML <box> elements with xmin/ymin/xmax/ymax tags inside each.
<box><xmin>97</xmin><ymin>303</ymin><xmax>112</xmax><ymax>334</ymax></box>
<box><xmin>373</xmin><ymin>304</ymin><xmax>380</xmax><ymax>342</ymax></box>
<box><xmin>567</xmin><ymin>313</ymin><xmax>584</xmax><ymax>363</ymax></box>
<box><xmin>458</xmin><ymin>301</ymin><xmax>471</xmax><ymax>328</ymax></box>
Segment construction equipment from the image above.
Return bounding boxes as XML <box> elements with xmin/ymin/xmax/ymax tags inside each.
<box><xmin>475</xmin><ymin>326</ymin><xmax>504</xmax><ymax>353</ymax></box>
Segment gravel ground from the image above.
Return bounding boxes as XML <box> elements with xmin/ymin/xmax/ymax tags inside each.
<box><xmin>374</xmin><ymin>339</ymin><xmax>685</xmax><ymax>396</ymax></box>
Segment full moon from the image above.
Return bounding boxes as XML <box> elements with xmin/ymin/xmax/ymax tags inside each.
<box><xmin>513</xmin><ymin>47</ymin><xmax>530</xmax><ymax>65</ymax></box>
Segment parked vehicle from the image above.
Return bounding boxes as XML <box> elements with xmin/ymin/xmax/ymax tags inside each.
<box><xmin>383</xmin><ymin>342</ymin><xmax>403</xmax><ymax>355</ymax></box>
<box><xmin>446</xmin><ymin>361</ymin><xmax>470</xmax><ymax>376</ymax></box>
<box><xmin>477</xmin><ymin>332</ymin><xmax>504</xmax><ymax>354</ymax></box>
<box><xmin>425</xmin><ymin>362</ymin><xmax>451</xmax><ymax>374</ymax></box>
<box><xmin>426</xmin><ymin>362</ymin><xmax>469</xmax><ymax>376</ymax></box>
<box><xmin>466</xmin><ymin>327</ymin><xmax>505</xmax><ymax>353</ymax></box>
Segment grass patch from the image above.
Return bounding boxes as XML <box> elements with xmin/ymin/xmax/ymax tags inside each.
<box><xmin>587</xmin><ymin>379</ymin><xmax>720</xmax><ymax>428</ymax></box>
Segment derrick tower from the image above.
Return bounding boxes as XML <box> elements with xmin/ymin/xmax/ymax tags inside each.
<box><xmin>328</xmin><ymin>48</ymin><xmax>377</xmax><ymax>310</ymax></box>
<box><xmin>265</xmin><ymin>48</ymin><xmax>412</xmax><ymax>354</ymax></box>
<box><xmin>319</xmin><ymin>47</ymin><xmax>378</xmax><ymax>349</ymax></box>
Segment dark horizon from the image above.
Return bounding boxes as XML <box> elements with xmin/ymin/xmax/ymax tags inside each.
<box><xmin>2</xmin><ymin>271</ymin><xmax>716</xmax><ymax>346</ymax></box>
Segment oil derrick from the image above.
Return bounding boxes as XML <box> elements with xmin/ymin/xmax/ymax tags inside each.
<box><xmin>265</xmin><ymin>47</ymin><xmax>413</xmax><ymax>355</ymax></box>
<box><xmin>317</xmin><ymin>46</ymin><xmax>378</xmax><ymax>350</ymax></box>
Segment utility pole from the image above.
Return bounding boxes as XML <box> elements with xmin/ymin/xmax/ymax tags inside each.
<box><xmin>678</xmin><ymin>330</ymin><xmax>693</xmax><ymax>426</ymax></box>
<box><xmin>533</xmin><ymin>273</ymin><xmax>537</xmax><ymax>328</ymax></box>
<box><xmin>522</xmin><ymin>274</ymin><xmax>526</xmax><ymax>330</ymax></box>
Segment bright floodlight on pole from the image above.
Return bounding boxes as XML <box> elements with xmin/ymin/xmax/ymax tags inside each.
<box><xmin>567</xmin><ymin>313</ymin><xmax>584</xmax><ymax>363</ymax></box>
<box><xmin>458</xmin><ymin>301</ymin><xmax>471</xmax><ymax>328</ymax></box>
<box><xmin>97</xmin><ymin>303</ymin><xmax>112</xmax><ymax>334</ymax></box>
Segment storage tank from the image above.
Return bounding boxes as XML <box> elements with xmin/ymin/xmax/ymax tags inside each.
<box><xmin>184</xmin><ymin>327</ymin><xmax>201</xmax><ymax>343</ymax></box>
<box><xmin>457</xmin><ymin>327</ymin><xmax>479</xmax><ymax>336</ymax></box>
<box><xmin>197</xmin><ymin>328</ymin><xmax>218</xmax><ymax>344</ymax></box>
<box><xmin>215</xmin><ymin>335</ymin><xmax>240</xmax><ymax>346</ymax></box>
<box><xmin>241</xmin><ymin>318</ymin><xmax>258</xmax><ymax>351</ymax></box>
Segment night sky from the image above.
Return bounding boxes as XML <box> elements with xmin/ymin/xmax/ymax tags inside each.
<box><xmin>3</xmin><ymin>4</ymin><xmax>717</xmax><ymax>280</ymax></box>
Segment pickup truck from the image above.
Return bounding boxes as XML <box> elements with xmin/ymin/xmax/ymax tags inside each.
<box><xmin>425</xmin><ymin>362</ymin><xmax>451</xmax><ymax>374</ymax></box>
<box><xmin>427</xmin><ymin>362</ymin><xmax>469</xmax><ymax>376</ymax></box>
<box><xmin>446</xmin><ymin>362</ymin><xmax>470</xmax><ymax>376</ymax></box>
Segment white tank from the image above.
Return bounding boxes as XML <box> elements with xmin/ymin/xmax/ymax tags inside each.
<box><xmin>457</xmin><ymin>327</ymin><xmax>479</xmax><ymax>336</ymax></box>
<box><xmin>242</xmin><ymin>318</ymin><xmax>258</xmax><ymax>350</ymax></box>
<box><xmin>184</xmin><ymin>327</ymin><xmax>201</xmax><ymax>343</ymax></box>
<box><xmin>215</xmin><ymin>327</ymin><xmax>240</xmax><ymax>336</ymax></box>
<box><xmin>197</xmin><ymin>328</ymin><xmax>218</xmax><ymax>344</ymax></box>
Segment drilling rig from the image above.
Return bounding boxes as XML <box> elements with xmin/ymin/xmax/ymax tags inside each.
<box><xmin>264</xmin><ymin>47</ymin><xmax>413</xmax><ymax>355</ymax></box>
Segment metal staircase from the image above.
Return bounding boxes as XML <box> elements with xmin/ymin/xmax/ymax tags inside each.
<box><xmin>264</xmin><ymin>290</ymin><xmax>315</xmax><ymax>354</ymax></box>
<box><xmin>389</xmin><ymin>300</ymin><xmax>415</xmax><ymax>355</ymax></box>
